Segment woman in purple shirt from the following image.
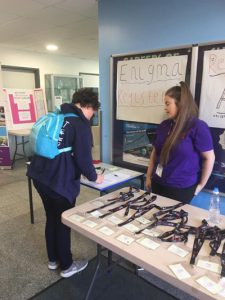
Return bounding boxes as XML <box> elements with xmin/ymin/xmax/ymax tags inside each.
<box><xmin>146</xmin><ymin>81</ymin><xmax>215</xmax><ymax>203</ymax></box>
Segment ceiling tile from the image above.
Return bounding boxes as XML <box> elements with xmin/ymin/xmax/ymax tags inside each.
<box><xmin>56</xmin><ymin>0</ymin><xmax>98</xmax><ymax>18</ymax></box>
<box><xmin>0</xmin><ymin>0</ymin><xmax>45</xmax><ymax>16</ymax></box>
<box><xmin>0</xmin><ymin>0</ymin><xmax>98</xmax><ymax>60</ymax></box>
<box><xmin>32</xmin><ymin>0</ymin><xmax>66</xmax><ymax>5</ymax></box>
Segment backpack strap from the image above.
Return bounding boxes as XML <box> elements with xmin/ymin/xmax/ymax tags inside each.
<box><xmin>58</xmin><ymin>113</ymin><xmax>79</xmax><ymax>153</ymax></box>
<box><xmin>58</xmin><ymin>147</ymin><xmax>73</xmax><ymax>154</ymax></box>
<box><xmin>64</xmin><ymin>113</ymin><xmax>78</xmax><ymax>118</ymax></box>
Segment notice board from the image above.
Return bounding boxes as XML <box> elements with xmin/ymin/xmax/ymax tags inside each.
<box><xmin>195</xmin><ymin>41</ymin><xmax>225</xmax><ymax>192</ymax></box>
<box><xmin>111</xmin><ymin>46</ymin><xmax>193</xmax><ymax>172</ymax></box>
<box><xmin>2</xmin><ymin>88</ymin><xmax>47</xmax><ymax>130</ymax></box>
<box><xmin>0</xmin><ymin>64</ymin><xmax>11</xmax><ymax>169</ymax></box>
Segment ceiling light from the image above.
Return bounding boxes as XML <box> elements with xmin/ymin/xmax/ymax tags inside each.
<box><xmin>46</xmin><ymin>44</ymin><xmax>58</xmax><ymax>51</ymax></box>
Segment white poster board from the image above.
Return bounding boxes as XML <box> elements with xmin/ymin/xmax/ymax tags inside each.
<box><xmin>3</xmin><ymin>88</ymin><xmax>47</xmax><ymax>130</ymax></box>
<box><xmin>79</xmin><ymin>73</ymin><xmax>99</xmax><ymax>88</ymax></box>
<box><xmin>116</xmin><ymin>55</ymin><xmax>188</xmax><ymax>124</ymax></box>
<box><xmin>34</xmin><ymin>89</ymin><xmax>48</xmax><ymax>120</ymax></box>
<box><xmin>199</xmin><ymin>48</ymin><xmax>225</xmax><ymax>128</ymax></box>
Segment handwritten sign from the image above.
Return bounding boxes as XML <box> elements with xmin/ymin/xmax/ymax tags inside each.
<box><xmin>116</xmin><ymin>55</ymin><xmax>188</xmax><ymax>124</ymax></box>
<box><xmin>199</xmin><ymin>48</ymin><xmax>225</xmax><ymax>128</ymax></box>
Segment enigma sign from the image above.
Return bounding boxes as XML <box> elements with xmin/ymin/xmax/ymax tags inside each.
<box><xmin>116</xmin><ymin>55</ymin><xmax>187</xmax><ymax>124</ymax></box>
<box><xmin>119</xmin><ymin>61</ymin><xmax>184</xmax><ymax>85</ymax></box>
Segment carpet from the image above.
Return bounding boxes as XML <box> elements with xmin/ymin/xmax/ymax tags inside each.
<box><xmin>30</xmin><ymin>256</ymin><xmax>177</xmax><ymax>300</ymax></box>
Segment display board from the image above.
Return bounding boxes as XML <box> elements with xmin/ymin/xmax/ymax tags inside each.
<box><xmin>0</xmin><ymin>64</ymin><xmax>11</xmax><ymax>169</ymax></box>
<box><xmin>111</xmin><ymin>46</ymin><xmax>193</xmax><ymax>172</ymax></box>
<box><xmin>195</xmin><ymin>42</ymin><xmax>225</xmax><ymax>192</ymax></box>
<box><xmin>79</xmin><ymin>73</ymin><xmax>100</xmax><ymax>126</ymax></box>
<box><xmin>116</xmin><ymin>55</ymin><xmax>188</xmax><ymax>124</ymax></box>
<box><xmin>198</xmin><ymin>48</ymin><xmax>225</xmax><ymax>128</ymax></box>
<box><xmin>2</xmin><ymin>88</ymin><xmax>47</xmax><ymax>130</ymax></box>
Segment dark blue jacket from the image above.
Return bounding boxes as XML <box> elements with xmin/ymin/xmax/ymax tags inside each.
<box><xmin>27</xmin><ymin>103</ymin><xmax>97</xmax><ymax>203</ymax></box>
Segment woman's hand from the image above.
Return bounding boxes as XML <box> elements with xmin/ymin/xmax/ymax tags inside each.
<box><xmin>145</xmin><ymin>176</ymin><xmax>152</xmax><ymax>192</ymax></box>
<box><xmin>194</xmin><ymin>183</ymin><xmax>204</xmax><ymax>195</ymax></box>
<box><xmin>146</xmin><ymin>147</ymin><xmax>156</xmax><ymax>192</ymax></box>
<box><xmin>194</xmin><ymin>150</ymin><xmax>215</xmax><ymax>195</ymax></box>
<box><xmin>95</xmin><ymin>174</ymin><xmax>104</xmax><ymax>184</ymax></box>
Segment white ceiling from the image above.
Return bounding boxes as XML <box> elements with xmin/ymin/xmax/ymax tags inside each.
<box><xmin>0</xmin><ymin>0</ymin><xmax>99</xmax><ymax>60</ymax></box>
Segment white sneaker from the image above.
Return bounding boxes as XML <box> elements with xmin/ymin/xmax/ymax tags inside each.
<box><xmin>48</xmin><ymin>261</ymin><xmax>59</xmax><ymax>270</ymax></box>
<box><xmin>60</xmin><ymin>260</ymin><xmax>88</xmax><ymax>278</ymax></box>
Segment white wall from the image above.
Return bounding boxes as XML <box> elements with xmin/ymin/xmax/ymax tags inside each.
<box><xmin>0</xmin><ymin>46</ymin><xmax>99</xmax><ymax>161</ymax></box>
<box><xmin>0</xmin><ymin>46</ymin><xmax>99</xmax><ymax>89</ymax></box>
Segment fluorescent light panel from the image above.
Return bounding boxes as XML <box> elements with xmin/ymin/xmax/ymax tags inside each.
<box><xmin>46</xmin><ymin>44</ymin><xmax>58</xmax><ymax>51</ymax></box>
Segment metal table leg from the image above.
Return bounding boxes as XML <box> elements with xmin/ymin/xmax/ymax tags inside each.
<box><xmin>85</xmin><ymin>244</ymin><xmax>102</xmax><ymax>300</ymax></box>
<box><xmin>108</xmin><ymin>250</ymin><xmax>112</xmax><ymax>267</ymax></box>
<box><xmin>85</xmin><ymin>245</ymin><xmax>123</xmax><ymax>300</ymax></box>
<box><xmin>28</xmin><ymin>176</ymin><xmax>34</xmax><ymax>224</ymax></box>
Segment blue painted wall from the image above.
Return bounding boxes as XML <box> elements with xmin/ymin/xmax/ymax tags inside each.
<box><xmin>98</xmin><ymin>0</ymin><xmax>225</xmax><ymax>208</ymax></box>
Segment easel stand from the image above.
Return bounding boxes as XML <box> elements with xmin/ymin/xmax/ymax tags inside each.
<box><xmin>8</xmin><ymin>129</ymin><xmax>30</xmax><ymax>167</ymax></box>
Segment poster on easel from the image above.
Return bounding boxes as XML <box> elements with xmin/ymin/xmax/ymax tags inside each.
<box><xmin>33</xmin><ymin>88</ymin><xmax>48</xmax><ymax>120</ymax></box>
<box><xmin>1</xmin><ymin>88</ymin><xmax>47</xmax><ymax>169</ymax></box>
<box><xmin>3</xmin><ymin>88</ymin><xmax>47</xmax><ymax>130</ymax></box>
<box><xmin>0</xmin><ymin>64</ymin><xmax>11</xmax><ymax>169</ymax></box>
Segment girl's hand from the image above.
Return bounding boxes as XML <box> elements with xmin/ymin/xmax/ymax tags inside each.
<box><xmin>96</xmin><ymin>174</ymin><xmax>104</xmax><ymax>184</ymax></box>
<box><xmin>145</xmin><ymin>176</ymin><xmax>152</xmax><ymax>192</ymax></box>
<box><xmin>194</xmin><ymin>184</ymin><xmax>203</xmax><ymax>195</ymax></box>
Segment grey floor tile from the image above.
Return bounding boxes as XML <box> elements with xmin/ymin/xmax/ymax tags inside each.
<box><xmin>0</xmin><ymin>161</ymin><xmax>98</xmax><ymax>300</ymax></box>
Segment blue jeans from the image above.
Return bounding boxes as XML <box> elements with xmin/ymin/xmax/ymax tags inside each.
<box><xmin>33</xmin><ymin>180</ymin><xmax>76</xmax><ymax>270</ymax></box>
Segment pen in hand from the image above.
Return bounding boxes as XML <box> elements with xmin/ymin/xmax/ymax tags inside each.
<box><xmin>96</xmin><ymin>169</ymin><xmax>104</xmax><ymax>184</ymax></box>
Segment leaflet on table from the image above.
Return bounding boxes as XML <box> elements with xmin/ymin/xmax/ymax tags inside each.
<box><xmin>141</xmin><ymin>228</ymin><xmax>161</xmax><ymax>238</ymax></box>
<box><xmin>107</xmin><ymin>214</ymin><xmax>123</xmax><ymax>225</ymax></box>
<box><xmin>101</xmin><ymin>170</ymin><xmax>134</xmax><ymax>181</ymax></box>
<box><xmin>90</xmin><ymin>210</ymin><xmax>103</xmax><ymax>218</ymax></box>
<box><xmin>69</xmin><ymin>213</ymin><xmax>85</xmax><ymax>223</ymax></box>
<box><xmin>91</xmin><ymin>199</ymin><xmax>105</xmax><ymax>207</ymax></box>
<box><xmin>83</xmin><ymin>218</ymin><xmax>98</xmax><ymax>228</ymax></box>
<box><xmin>196</xmin><ymin>276</ymin><xmax>223</xmax><ymax>295</ymax></box>
<box><xmin>169</xmin><ymin>263</ymin><xmax>191</xmax><ymax>280</ymax></box>
<box><xmin>98</xmin><ymin>225</ymin><xmax>115</xmax><ymax>236</ymax></box>
<box><xmin>116</xmin><ymin>233</ymin><xmax>135</xmax><ymax>245</ymax></box>
<box><xmin>111</xmin><ymin>169</ymin><xmax>135</xmax><ymax>179</ymax></box>
<box><xmin>81</xmin><ymin>172</ymin><xmax>132</xmax><ymax>189</ymax></box>
<box><xmin>122</xmin><ymin>223</ymin><xmax>140</xmax><ymax>233</ymax></box>
<box><xmin>137</xmin><ymin>236</ymin><xmax>160</xmax><ymax>250</ymax></box>
<box><xmin>197</xmin><ymin>259</ymin><xmax>221</xmax><ymax>274</ymax></box>
<box><xmin>167</xmin><ymin>244</ymin><xmax>189</xmax><ymax>258</ymax></box>
<box><xmin>81</xmin><ymin>174</ymin><xmax>117</xmax><ymax>188</ymax></box>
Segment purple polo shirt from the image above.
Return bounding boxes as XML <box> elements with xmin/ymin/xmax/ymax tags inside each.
<box><xmin>152</xmin><ymin>118</ymin><xmax>213</xmax><ymax>188</ymax></box>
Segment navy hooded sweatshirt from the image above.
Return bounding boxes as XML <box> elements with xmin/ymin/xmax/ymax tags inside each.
<box><xmin>27</xmin><ymin>103</ymin><xmax>97</xmax><ymax>204</ymax></box>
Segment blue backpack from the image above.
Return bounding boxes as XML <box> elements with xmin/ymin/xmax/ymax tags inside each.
<box><xmin>30</xmin><ymin>110</ymin><xmax>78</xmax><ymax>159</ymax></box>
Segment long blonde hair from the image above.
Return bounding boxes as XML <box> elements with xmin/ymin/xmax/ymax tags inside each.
<box><xmin>160</xmin><ymin>81</ymin><xmax>198</xmax><ymax>165</ymax></box>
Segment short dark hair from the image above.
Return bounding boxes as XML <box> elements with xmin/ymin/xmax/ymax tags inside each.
<box><xmin>72</xmin><ymin>88</ymin><xmax>100</xmax><ymax>110</ymax></box>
